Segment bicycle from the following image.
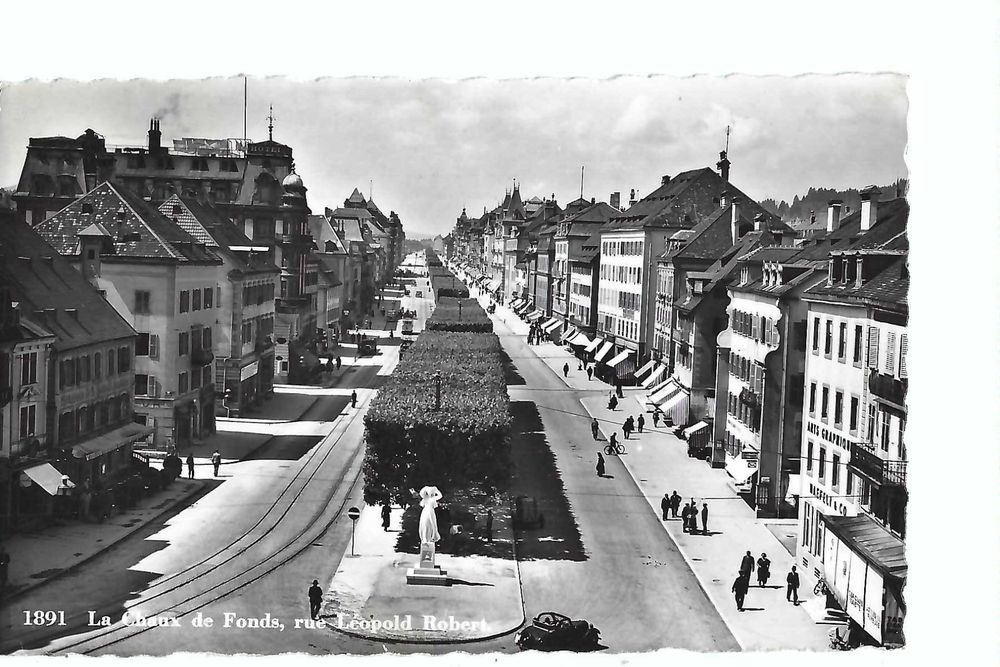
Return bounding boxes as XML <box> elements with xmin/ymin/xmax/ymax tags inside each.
<box><xmin>604</xmin><ymin>441</ymin><xmax>626</xmax><ymax>456</ymax></box>
<box><xmin>814</xmin><ymin>579</ymin><xmax>830</xmax><ymax>596</ymax></box>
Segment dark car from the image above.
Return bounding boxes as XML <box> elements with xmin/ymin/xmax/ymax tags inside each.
<box><xmin>515</xmin><ymin>612</ymin><xmax>600</xmax><ymax>651</ymax></box>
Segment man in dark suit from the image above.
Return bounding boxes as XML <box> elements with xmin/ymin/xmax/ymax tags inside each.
<box><xmin>308</xmin><ymin>580</ymin><xmax>323</xmax><ymax>620</ymax></box>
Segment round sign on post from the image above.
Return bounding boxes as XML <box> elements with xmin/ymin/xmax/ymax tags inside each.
<box><xmin>348</xmin><ymin>506</ymin><xmax>361</xmax><ymax>556</ymax></box>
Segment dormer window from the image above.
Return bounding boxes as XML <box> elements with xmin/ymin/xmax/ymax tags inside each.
<box><xmin>172</xmin><ymin>204</ymin><xmax>182</xmax><ymax>215</ymax></box>
<box><xmin>81</xmin><ymin>202</ymin><xmax>93</xmax><ymax>214</ymax></box>
<box><xmin>740</xmin><ymin>267</ymin><xmax>749</xmax><ymax>285</ymax></box>
<box><xmin>116</xmin><ymin>208</ymin><xmax>127</xmax><ymax>222</ymax></box>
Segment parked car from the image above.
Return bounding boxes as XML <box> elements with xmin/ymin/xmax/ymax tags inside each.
<box><xmin>515</xmin><ymin>612</ymin><xmax>600</xmax><ymax>651</ymax></box>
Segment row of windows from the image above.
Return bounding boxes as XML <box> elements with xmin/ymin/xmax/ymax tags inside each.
<box><xmin>59</xmin><ymin>347</ymin><xmax>131</xmax><ymax>389</ymax></box>
<box><xmin>242</xmin><ymin>315</ymin><xmax>275</xmax><ymax>346</ymax></box>
<box><xmin>571</xmin><ymin>282</ymin><xmax>591</xmax><ymax>298</ymax></box>
<box><xmin>178</xmin><ymin>326</ymin><xmax>213</xmax><ymax>357</ymax></box>
<box><xmin>177</xmin><ymin>365</ymin><xmax>214</xmax><ymax>395</ymax></box>
<box><xmin>243</xmin><ymin>282</ymin><xmax>276</xmax><ymax>306</ymax></box>
<box><xmin>808</xmin><ymin>383</ymin><xmax>860</xmax><ymax>432</ymax></box>
<box><xmin>599</xmin><ymin>264</ymin><xmax>642</xmax><ymax>284</ymax></box>
<box><xmin>731</xmin><ymin>309</ymin><xmax>780</xmax><ymax>346</ymax></box>
<box><xmin>179</xmin><ymin>286</ymin><xmax>219</xmax><ymax>314</ymax></box>
<box><xmin>17</xmin><ymin>352</ymin><xmax>38</xmax><ymax>385</ymax></box>
<box><xmin>58</xmin><ymin>395</ymin><xmax>130</xmax><ymax>443</ymax></box>
<box><xmin>601</xmin><ymin>240</ymin><xmax>643</xmax><ymax>256</ymax></box>
<box><xmin>805</xmin><ymin>442</ymin><xmax>846</xmax><ymax>493</ymax></box>
<box><xmin>18</xmin><ymin>404</ymin><xmax>36</xmax><ymax>440</ymax></box>
<box><xmin>599</xmin><ymin>315</ymin><xmax>639</xmax><ymax>341</ymax></box>
<box><xmin>570</xmin><ymin>303</ymin><xmax>591</xmax><ymax>325</ymax></box>
<box><xmin>729</xmin><ymin>352</ymin><xmax>764</xmax><ymax>395</ymax></box>
<box><xmin>727</xmin><ymin>392</ymin><xmax>762</xmax><ymax>433</ymax></box>
<box><xmin>123</xmin><ymin>155</ymin><xmax>239</xmax><ymax>173</ymax></box>
<box><xmin>811</xmin><ymin>316</ymin><xmax>864</xmax><ymax>365</ymax></box>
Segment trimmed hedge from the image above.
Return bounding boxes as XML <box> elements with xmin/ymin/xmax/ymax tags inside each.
<box><xmin>437</xmin><ymin>287</ymin><xmax>470</xmax><ymax>299</ymax></box>
<box><xmin>363</xmin><ymin>331</ymin><xmax>511</xmax><ymax>505</ymax></box>
<box><xmin>425</xmin><ymin>297</ymin><xmax>492</xmax><ymax>333</ymax></box>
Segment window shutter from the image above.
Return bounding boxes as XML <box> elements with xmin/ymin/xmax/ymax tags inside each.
<box><xmin>148</xmin><ymin>375</ymin><xmax>158</xmax><ymax>398</ymax></box>
<box><xmin>149</xmin><ymin>334</ymin><xmax>159</xmax><ymax>360</ymax></box>
<box><xmin>884</xmin><ymin>331</ymin><xmax>897</xmax><ymax>374</ymax></box>
<box><xmin>899</xmin><ymin>334</ymin><xmax>908</xmax><ymax>378</ymax></box>
<box><xmin>752</xmin><ymin>318</ymin><xmax>760</xmax><ymax>341</ymax></box>
<box><xmin>866</xmin><ymin>326</ymin><xmax>879</xmax><ymax>368</ymax></box>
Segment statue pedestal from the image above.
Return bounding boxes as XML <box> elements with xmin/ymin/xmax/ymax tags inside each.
<box><xmin>406</xmin><ymin>541</ymin><xmax>450</xmax><ymax>586</ymax></box>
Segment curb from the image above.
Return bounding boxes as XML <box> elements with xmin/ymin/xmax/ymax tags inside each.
<box><xmin>578</xmin><ymin>396</ymin><xmax>749</xmax><ymax>651</ymax></box>
<box><xmin>1</xmin><ymin>479</ymin><xmax>210</xmax><ymax>604</ymax></box>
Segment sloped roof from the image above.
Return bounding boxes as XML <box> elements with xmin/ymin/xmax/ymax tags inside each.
<box><xmin>792</xmin><ymin>198</ymin><xmax>908</xmax><ymax>262</ymax></box>
<box><xmin>160</xmin><ymin>196</ymin><xmax>277</xmax><ymax>273</ymax></box>
<box><xmin>34</xmin><ymin>181</ymin><xmax>219</xmax><ymax>263</ymax></box>
<box><xmin>307</xmin><ymin>214</ymin><xmax>348</xmax><ymax>254</ymax></box>
<box><xmin>0</xmin><ymin>219</ymin><xmax>136</xmax><ymax>351</ymax></box>
<box><xmin>346</xmin><ymin>188</ymin><xmax>367</xmax><ymax>207</ymax></box>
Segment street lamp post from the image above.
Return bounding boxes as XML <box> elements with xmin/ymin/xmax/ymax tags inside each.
<box><xmin>434</xmin><ymin>370</ymin><xmax>442</xmax><ymax>410</ymax></box>
<box><xmin>458</xmin><ymin>300</ymin><xmax>463</xmax><ymax>321</ymax></box>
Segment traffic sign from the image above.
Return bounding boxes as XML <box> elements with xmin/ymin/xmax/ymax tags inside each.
<box><xmin>348</xmin><ymin>506</ymin><xmax>361</xmax><ymax>521</ymax></box>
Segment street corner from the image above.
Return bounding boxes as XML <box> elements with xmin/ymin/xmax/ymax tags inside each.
<box><xmin>321</xmin><ymin>503</ymin><xmax>524</xmax><ymax>644</ymax></box>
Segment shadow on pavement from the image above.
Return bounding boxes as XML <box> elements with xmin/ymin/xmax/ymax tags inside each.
<box><xmin>500</xmin><ymin>349</ymin><xmax>526</xmax><ymax>386</ymax></box>
<box><xmin>509</xmin><ymin>401</ymin><xmax>586</xmax><ymax>562</ymax></box>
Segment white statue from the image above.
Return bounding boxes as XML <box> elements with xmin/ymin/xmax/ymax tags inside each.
<box><xmin>417</xmin><ymin>486</ymin><xmax>442</xmax><ymax>544</ymax></box>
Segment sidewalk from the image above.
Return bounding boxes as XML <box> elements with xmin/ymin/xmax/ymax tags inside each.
<box><xmin>322</xmin><ymin>502</ymin><xmax>523</xmax><ymax>643</ymax></box>
<box><xmin>0</xmin><ymin>477</ymin><xmax>204</xmax><ymax>601</ymax></box>
<box><xmin>580</xmin><ymin>392</ymin><xmax>836</xmax><ymax>651</ymax></box>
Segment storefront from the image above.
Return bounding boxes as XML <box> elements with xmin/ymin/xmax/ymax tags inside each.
<box><xmin>725</xmin><ymin>445</ymin><xmax>759</xmax><ymax>492</ymax></box>
<box><xmin>648</xmin><ymin>378</ymin><xmax>689</xmax><ymax>426</ymax></box>
<box><xmin>820</xmin><ymin>514</ymin><xmax>906</xmax><ymax>647</ymax></box>
<box><xmin>71</xmin><ymin>422</ymin><xmax>155</xmax><ymax>484</ymax></box>
<box><xmin>606</xmin><ymin>349</ymin><xmax>636</xmax><ymax>380</ymax></box>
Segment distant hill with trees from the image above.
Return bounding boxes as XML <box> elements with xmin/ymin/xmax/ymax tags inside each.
<box><xmin>761</xmin><ymin>178</ymin><xmax>908</xmax><ymax>225</ymax></box>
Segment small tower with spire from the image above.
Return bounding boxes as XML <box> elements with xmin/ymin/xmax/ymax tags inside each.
<box><xmin>717</xmin><ymin>125</ymin><xmax>731</xmax><ymax>181</ymax></box>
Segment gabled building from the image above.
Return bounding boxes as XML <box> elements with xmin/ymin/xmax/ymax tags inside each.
<box><xmin>1</xmin><ymin>219</ymin><xmax>140</xmax><ymax>530</ymax></box>
<box><xmin>33</xmin><ymin>182</ymin><xmax>221</xmax><ymax>450</ymax></box>
<box><xmin>500</xmin><ymin>186</ymin><xmax>528</xmax><ymax>302</ymax></box>
<box><xmin>159</xmin><ymin>196</ymin><xmax>280</xmax><ymax>416</ymax></box>
<box><xmin>327</xmin><ymin>194</ymin><xmax>378</xmax><ymax>325</ymax></box>
<box><xmin>795</xmin><ymin>189</ymin><xmax>908</xmax><ymax>646</ymax></box>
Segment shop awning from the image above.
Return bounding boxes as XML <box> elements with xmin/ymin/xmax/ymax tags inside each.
<box><xmin>607</xmin><ymin>350</ymin><xmax>632</xmax><ymax>367</ymax></box>
<box><xmin>683</xmin><ymin>421</ymin><xmax>709</xmax><ymax>438</ymax></box>
<box><xmin>785</xmin><ymin>474</ymin><xmax>802</xmax><ymax>503</ymax></box>
<box><xmin>821</xmin><ymin>514</ymin><xmax>908</xmax><ymax>580</ymax></box>
<box><xmin>515</xmin><ymin>302</ymin><xmax>532</xmax><ymax>315</ymax></box>
<box><xmin>584</xmin><ymin>337</ymin><xmax>603</xmax><ymax>353</ymax></box>
<box><xmin>510</xmin><ymin>298</ymin><xmax>523</xmax><ymax>309</ymax></box>
<box><xmin>485</xmin><ymin>279</ymin><xmax>498</xmax><ymax>292</ymax></box>
<box><xmin>657</xmin><ymin>385</ymin><xmax>689</xmax><ymax>412</ymax></box>
<box><xmin>640</xmin><ymin>364</ymin><xmax>667</xmax><ymax>388</ymax></box>
<box><xmin>560</xmin><ymin>325</ymin><xmax>579</xmax><ymax>342</ymax></box>
<box><xmin>542</xmin><ymin>318</ymin><xmax>561</xmax><ymax>333</ymax></box>
<box><xmin>634</xmin><ymin>359</ymin><xmax>658</xmax><ymax>379</ymax></box>
<box><xmin>527</xmin><ymin>310</ymin><xmax>545</xmax><ymax>322</ymax></box>
<box><xmin>569</xmin><ymin>332</ymin><xmax>592</xmax><ymax>347</ymax></box>
<box><xmin>594</xmin><ymin>340</ymin><xmax>615</xmax><ymax>362</ymax></box>
<box><xmin>726</xmin><ymin>451</ymin><xmax>759</xmax><ymax>486</ymax></box>
<box><xmin>22</xmin><ymin>462</ymin><xmax>65</xmax><ymax>496</ymax></box>
<box><xmin>648</xmin><ymin>378</ymin><xmax>681</xmax><ymax>405</ymax></box>
<box><xmin>72</xmin><ymin>423</ymin><xmax>154</xmax><ymax>461</ymax></box>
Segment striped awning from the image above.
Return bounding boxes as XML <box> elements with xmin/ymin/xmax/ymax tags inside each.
<box><xmin>607</xmin><ymin>350</ymin><xmax>633</xmax><ymax>367</ymax></box>
<box><xmin>649</xmin><ymin>380</ymin><xmax>689</xmax><ymax>410</ymax></box>
<box><xmin>515</xmin><ymin>302</ymin><xmax>532</xmax><ymax>315</ymax></box>
<box><xmin>569</xmin><ymin>332</ymin><xmax>592</xmax><ymax>347</ymax></box>
<box><xmin>72</xmin><ymin>423</ymin><xmax>154</xmax><ymax>461</ymax></box>
<box><xmin>511</xmin><ymin>297</ymin><xmax>524</xmax><ymax>309</ymax></box>
<box><xmin>584</xmin><ymin>337</ymin><xmax>603</xmax><ymax>353</ymax></box>
<box><xmin>640</xmin><ymin>363</ymin><xmax>668</xmax><ymax>388</ymax></box>
<box><xmin>683</xmin><ymin>421</ymin><xmax>709</xmax><ymax>437</ymax></box>
<box><xmin>527</xmin><ymin>310</ymin><xmax>546</xmax><ymax>322</ymax></box>
<box><xmin>635</xmin><ymin>359</ymin><xmax>658</xmax><ymax>379</ymax></box>
<box><xmin>594</xmin><ymin>340</ymin><xmax>615</xmax><ymax>362</ymax></box>
<box><xmin>648</xmin><ymin>378</ymin><xmax>679</xmax><ymax>404</ymax></box>
<box><xmin>542</xmin><ymin>318</ymin><xmax>561</xmax><ymax>333</ymax></box>
<box><xmin>560</xmin><ymin>325</ymin><xmax>579</xmax><ymax>342</ymax></box>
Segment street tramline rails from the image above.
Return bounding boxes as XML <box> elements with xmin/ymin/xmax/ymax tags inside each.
<box><xmin>22</xmin><ymin>391</ymin><xmax>372</xmax><ymax>656</ymax></box>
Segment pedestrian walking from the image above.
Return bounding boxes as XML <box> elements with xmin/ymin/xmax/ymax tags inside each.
<box><xmin>586</xmin><ymin>366</ymin><xmax>593</xmax><ymax>381</ymax></box>
<box><xmin>615</xmin><ymin>378</ymin><xmax>624</xmax><ymax>398</ymax></box>
<box><xmin>591</xmin><ymin>418</ymin><xmax>600</xmax><ymax>441</ymax></box>
<box><xmin>757</xmin><ymin>553</ymin><xmax>771</xmax><ymax>587</ymax></box>
<box><xmin>563</xmin><ymin>362</ymin><xmax>570</xmax><ymax>378</ymax></box>
<box><xmin>351</xmin><ymin>390</ymin><xmax>358</xmax><ymax>408</ymax></box>
<box><xmin>336</xmin><ymin>356</ymin><xmax>342</xmax><ymax>370</ymax></box>
<box><xmin>308</xmin><ymin>579</ymin><xmax>324</xmax><ymax>620</ymax></box>
<box><xmin>596</xmin><ymin>452</ymin><xmax>606</xmax><ymax>477</ymax></box>
<box><xmin>732</xmin><ymin>573</ymin><xmax>750</xmax><ymax>611</ymax></box>
<box><xmin>608</xmin><ymin>394</ymin><xmax>618</xmax><ymax>411</ymax></box>
<box><xmin>0</xmin><ymin>545</ymin><xmax>9</xmax><ymax>592</ymax></box>
<box><xmin>652</xmin><ymin>411</ymin><xmax>660</xmax><ymax>428</ymax></box>
<box><xmin>670</xmin><ymin>491</ymin><xmax>681</xmax><ymax>518</ymax></box>
<box><xmin>701</xmin><ymin>502</ymin><xmax>709</xmax><ymax>533</ymax></box>
<box><xmin>637</xmin><ymin>414</ymin><xmax>645</xmax><ymax>433</ymax></box>
<box><xmin>681</xmin><ymin>503</ymin><xmax>691</xmax><ymax>532</ymax></box>
<box><xmin>186</xmin><ymin>453</ymin><xmax>195</xmax><ymax>479</ymax></box>
<box><xmin>661</xmin><ymin>493</ymin><xmax>670</xmax><ymax>521</ymax></box>
<box><xmin>211</xmin><ymin>450</ymin><xmax>222</xmax><ymax>477</ymax></box>
<box><xmin>786</xmin><ymin>566</ymin><xmax>800</xmax><ymax>604</ymax></box>
<box><xmin>381</xmin><ymin>503</ymin><xmax>391</xmax><ymax>532</ymax></box>
<box><xmin>740</xmin><ymin>550</ymin><xmax>756</xmax><ymax>577</ymax></box>
<box><xmin>485</xmin><ymin>509</ymin><xmax>494</xmax><ymax>543</ymax></box>
<box><xmin>622</xmin><ymin>418</ymin><xmax>631</xmax><ymax>440</ymax></box>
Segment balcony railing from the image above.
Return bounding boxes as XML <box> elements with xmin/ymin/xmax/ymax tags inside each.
<box><xmin>849</xmin><ymin>442</ymin><xmax>907</xmax><ymax>488</ymax></box>
<box><xmin>868</xmin><ymin>371</ymin><xmax>907</xmax><ymax>406</ymax></box>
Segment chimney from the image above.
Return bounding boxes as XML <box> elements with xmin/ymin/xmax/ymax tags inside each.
<box><xmin>860</xmin><ymin>186</ymin><xmax>881</xmax><ymax>232</ymax></box>
<box><xmin>826</xmin><ymin>199</ymin><xmax>843</xmax><ymax>233</ymax></box>
<box><xmin>661</xmin><ymin>174</ymin><xmax>671</xmax><ymax>186</ymax></box>
<box><xmin>148</xmin><ymin>118</ymin><xmax>161</xmax><ymax>154</ymax></box>
<box><xmin>809</xmin><ymin>210</ymin><xmax>816</xmax><ymax>224</ymax></box>
<box><xmin>629</xmin><ymin>188</ymin><xmax>637</xmax><ymax>206</ymax></box>
<box><xmin>717</xmin><ymin>150</ymin><xmax>731</xmax><ymax>181</ymax></box>
<box><xmin>720</xmin><ymin>190</ymin><xmax>729</xmax><ymax>209</ymax></box>
<box><xmin>730</xmin><ymin>197</ymin><xmax>742</xmax><ymax>245</ymax></box>
<box><xmin>753</xmin><ymin>213</ymin><xmax>766</xmax><ymax>232</ymax></box>
<box><xmin>610</xmin><ymin>192</ymin><xmax>621</xmax><ymax>209</ymax></box>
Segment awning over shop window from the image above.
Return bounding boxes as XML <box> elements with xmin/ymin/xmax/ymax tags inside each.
<box><xmin>640</xmin><ymin>364</ymin><xmax>668</xmax><ymax>388</ymax></box>
<box><xmin>515</xmin><ymin>302</ymin><xmax>532</xmax><ymax>315</ymax></box>
<box><xmin>22</xmin><ymin>463</ymin><xmax>65</xmax><ymax>496</ymax></box>
<box><xmin>683</xmin><ymin>421</ymin><xmax>709</xmax><ymax>438</ymax></box>
<box><xmin>648</xmin><ymin>378</ymin><xmax>681</xmax><ymax>405</ymax></box>
<box><xmin>560</xmin><ymin>325</ymin><xmax>579</xmax><ymax>342</ymax></box>
<box><xmin>527</xmin><ymin>310</ymin><xmax>545</xmax><ymax>322</ymax></box>
<box><xmin>72</xmin><ymin>422</ymin><xmax>154</xmax><ymax>461</ymax></box>
<box><xmin>785</xmin><ymin>474</ymin><xmax>802</xmax><ymax>503</ymax></box>
<box><xmin>606</xmin><ymin>350</ymin><xmax>632</xmax><ymax>367</ymax></box>
<box><xmin>657</xmin><ymin>385</ymin><xmax>689</xmax><ymax>412</ymax></box>
<box><xmin>542</xmin><ymin>318</ymin><xmax>561</xmax><ymax>333</ymax></box>
<box><xmin>569</xmin><ymin>332</ymin><xmax>592</xmax><ymax>347</ymax></box>
<box><xmin>485</xmin><ymin>280</ymin><xmax>499</xmax><ymax>292</ymax></box>
<box><xmin>594</xmin><ymin>340</ymin><xmax>615</xmax><ymax>362</ymax></box>
<box><xmin>725</xmin><ymin>450</ymin><xmax>759</xmax><ymax>486</ymax></box>
<box><xmin>511</xmin><ymin>298</ymin><xmax>524</xmax><ymax>309</ymax></box>
<box><xmin>634</xmin><ymin>359</ymin><xmax>658</xmax><ymax>379</ymax></box>
<box><xmin>584</xmin><ymin>337</ymin><xmax>603</xmax><ymax>353</ymax></box>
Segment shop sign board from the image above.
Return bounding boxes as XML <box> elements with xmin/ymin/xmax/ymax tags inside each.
<box><xmin>240</xmin><ymin>361</ymin><xmax>259</xmax><ymax>381</ymax></box>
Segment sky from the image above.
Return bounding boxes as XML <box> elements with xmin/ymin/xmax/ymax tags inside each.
<box><xmin>0</xmin><ymin>75</ymin><xmax>907</xmax><ymax>238</ymax></box>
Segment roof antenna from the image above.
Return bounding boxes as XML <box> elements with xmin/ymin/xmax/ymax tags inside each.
<box><xmin>725</xmin><ymin>124</ymin><xmax>731</xmax><ymax>153</ymax></box>
<box><xmin>369</xmin><ymin>179</ymin><xmax>373</xmax><ymax>201</ymax></box>
<box><xmin>266</xmin><ymin>104</ymin><xmax>275</xmax><ymax>141</ymax></box>
<box><xmin>580</xmin><ymin>165</ymin><xmax>585</xmax><ymax>200</ymax></box>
